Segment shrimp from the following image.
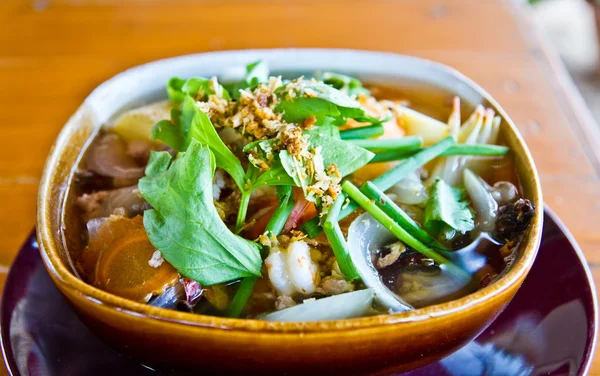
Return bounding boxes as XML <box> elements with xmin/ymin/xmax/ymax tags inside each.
<box><xmin>265</xmin><ymin>240</ymin><xmax>319</xmax><ymax>297</ymax></box>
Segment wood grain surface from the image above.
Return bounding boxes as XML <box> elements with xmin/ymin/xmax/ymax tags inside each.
<box><xmin>1</xmin><ymin>0</ymin><xmax>599</xmax><ymax>374</ymax></box>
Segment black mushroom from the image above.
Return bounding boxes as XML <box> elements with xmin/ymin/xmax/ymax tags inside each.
<box><xmin>495</xmin><ymin>199</ymin><xmax>535</xmax><ymax>241</ymax></box>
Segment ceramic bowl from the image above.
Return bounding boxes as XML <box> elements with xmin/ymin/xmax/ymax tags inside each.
<box><xmin>37</xmin><ymin>49</ymin><xmax>543</xmax><ymax>375</ymax></box>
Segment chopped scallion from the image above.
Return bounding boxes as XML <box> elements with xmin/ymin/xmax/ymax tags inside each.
<box><xmin>342</xmin><ymin>181</ymin><xmax>469</xmax><ymax>281</ymax></box>
<box><xmin>225</xmin><ymin>277</ymin><xmax>257</xmax><ymax>318</ymax></box>
<box><xmin>339</xmin><ymin>124</ymin><xmax>384</xmax><ymax>140</ymax></box>
<box><xmin>370</xmin><ymin>144</ymin><xmax>509</xmax><ymax>163</ymax></box>
<box><xmin>323</xmin><ymin>194</ymin><xmax>360</xmax><ymax>280</ymax></box>
<box><xmin>348</xmin><ymin>136</ymin><xmax>423</xmax><ymax>151</ymax></box>
<box><xmin>362</xmin><ymin>182</ymin><xmax>446</xmax><ymax>250</ymax></box>
<box><xmin>227</xmin><ymin>185</ymin><xmax>294</xmax><ymax>318</ymax></box>
<box><xmin>302</xmin><ymin>136</ymin><xmax>455</xmax><ymax>238</ymax></box>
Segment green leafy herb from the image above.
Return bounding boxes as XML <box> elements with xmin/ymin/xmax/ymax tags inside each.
<box><xmin>302</xmin><ymin>136</ymin><xmax>455</xmax><ymax>238</ymax></box>
<box><xmin>145</xmin><ymin>151</ymin><xmax>172</xmax><ymax>177</ymax></box>
<box><xmin>244</xmin><ymin>60</ymin><xmax>269</xmax><ymax>87</ymax></box>
<box><xmin>319</xmin><ymin>72</ymin><xmax>370</xmax><ymax>97</ymax></box>
<box><xmin>275</xmin><ymin>81</ymin><xmax>377</xmax><ymax>125</ymax></box>
<box><xmin>167</xmin><ymin>77</ymin><xmax>187</xmax><ymax>103</ymax></box>
<box><xmin>226</xmin><ymin>60</ymin><xmax>270</xmax><ymax>99</ymax></box>
<box><xmin>139</xmin><ymin>140</ymin><xmax>262</xmax><ymax>285</ymax></box>
<box><xmin>307</xmin><ymin>123</ymin><xmax>341</xmax><ymax>139</ymax></box>
<box><xmin>151</xmin><ymin>95</ymin><xmax>245</xmax><ymax>189</ymax></box>
<box><xmin>342</xmin><ymin>181</ymin><xmax>469</xmax><ymax>281</ymax></box>
<box><xmin>279</xmin><ymin>131</ymin><xmax>374</xmax><ymax>197</ymax></box>
<box><xmin>275</xmin><ymin>96</ymin><xmax>342</xmax><ymax>124</ymax></box>
<box><xmin>167</xmin><ymin>76</ymin><xmax>230</xmax><ymax>103</ymax></box>
<box><xmin>248</xmin><ymin>161</ymin><xmax>296</xmax><ymax>188</ymax></box>
<box><xmin>425</xmin><ymin>178</ymin><xmax>475</xmax><ymax>238</ymax></box>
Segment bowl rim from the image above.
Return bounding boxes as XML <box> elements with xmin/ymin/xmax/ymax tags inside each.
<box><xmin>37</xmin><ymin>48</ymin><xmax>543</xmax><ymax>333</ymax></box>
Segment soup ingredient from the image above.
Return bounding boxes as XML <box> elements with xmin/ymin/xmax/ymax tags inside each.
<box><xmin>282</xmin><ymin>188</ymin><xmax>316</xmax><ymax>233</ymax></box>
<box><xmin>490</xmin><ymin>181</ymin><xmax>518</xmax><ymax>205</ymax></box>
<box><xmin>151</xmin><ymin>96</ymin><xmax>246</xmax><ymax>190</ymax></box>
<box><xmin>376</xmin><ymin>242</ymin><xmax>406</xmax><ymax>269</ymax></box>
<box><xmin>342</xmin><ymin>181</ymin><xmax>469</xmax><ymax>281</ymax></box>
<box><xmin>204</xmin><ymin>284</ymin><xmax>231</xmax><ymax>311</ymax></box>
<box><xmin>167</xmin><ymin>76</ymin><xmax>231</xmax><ymax>103</ymax></box>
<box><xmin>397</xmin><ymin>105</ymin><xmax>449</xmax><ymax>145</ymax></box>
<box><xmin>264</xmin><ymin>185</ymin><xmax>295</xmax><ymax>236</ymax></box>
<box><xmin>265</xmin><ymin>240</ymin><xmax>319</xmax><ymax>296</ymax></box>
<box><xmin>76</xmin><ymin>185</ymin><xmax>148</xmax><ymax>221</ymax></box>
<box><xmin>347</xmin><ymin>214</ymin><xmax>413</xmax><ymax>312</ymax></box>
<box><xmin>279</xmin><ymin>127</ymin><xmax>374</xmax><ymax>202</ymax></box>
<box><xmin>94</xmin><ymin>228</ymin><xmax>180</xmax><ymax>302</ymax></box>
<box><xmin>262</xmin><ymin>288</ymin><xmax>374</xmax><ymax>322</ymax></box>
<box><xmin>385</xmin><ymin>171</ymin><xmax>428</xmax><ymax>205</ymax></box>
<box><xmin>318</xmin><ymin>72</ymin><xmax>370</xmax><ymax>97</ymax></box>
<box><xmin>138</xmin><ymin>140</ymin><xmax>262</xmax><ymax>285</ymax></box>
<box><xmin>430</xmin><ymin>105</ymin><xmax>502</xmax><ymax>186</ymax></box>
<box><xmin>225</xmin><ymin>60</ymin><xmax>269</xmax><ymax>99</ymax></box>
<box><xmin>302</xmin><ymin>136</ymin><xmax>455</xmax><ymax>238</ymax></box>
<box><xmin>339</xmin><ymin>124</ymin><xmax>384</xmax><ymax>140</ymax></box>
<box><xmin>369</xmin><ymin>144</ymin><xmax>509</xmax><ymax>164</ymax></box>
<box><xmin>349</xmin><ymin>136</ymin><xmax>423</xmax><ymax>151</ymax></box>
<box><xmin>85</xmin><ymin>133</ymin><xmax>145</xmax><ymax>179</ymax></box>
<box><xmin>226</xmin><ymin>185</ymin><xmax>297</xmax><ymax>318</ymax></box>
<box><xmin>149</xmin><ymin>282</ymin><xmax>186</xmax><ymax>310</ymax></box>
<box><xmin>361</xmin><ymin>182</ymin><xmax>442</xmax><ymax>249</ymax></box>
<box><xmin>463</xmin><ymin>169</ymin><xmax>498</xmax><ymax>232</ymax></box>
<box><xmin>390</xmin><ymin>264</ymin><xmax>471</xmax><ymax>308</ymax></box>
<box><xmin>323</xmin><ymin>194</ymin><xmax>360</xmax><ymax>281</ymax></box>
<box><xmin>108</xmin><ymin>101</ymin><xmax>171</xmax><ymax>144</ymax></box>
<box><xmin>83</xmin><ymin>215</ymin><xmax>146</xmax><ymax>277</ymax></box>
<box><xmin>424</xmin><ymin>178</ymin><xmax>475</xmax><ymax>239</ymax></box>
<box><xmin>495</xmin><ymin>199</ymin><xmax>535</xmax><ymax>241</ymax></box>
<box><xmin>276</xmin><ymin>81</ymin><xmax>372</xmax><ymax>125</ymax></box>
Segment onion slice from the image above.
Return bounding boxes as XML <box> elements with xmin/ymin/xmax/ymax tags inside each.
<box><xmin>261</xmin><ymin>289</ymin><xmax>374</xmax><ymax>322</ymax></box>
<box><xmin>86</xmin><ymin>133</ymin><xmax>145</xmax><ymax>179</ymax></box>
<box><xmin>463</xmin><ymin>169</ymin><xmax>498</xmax><ymax>232</ymax></box>
<box><xmin>347</xmin><ymin>213</ymin><xmax>413</xmax><ymax>312</ymax></box>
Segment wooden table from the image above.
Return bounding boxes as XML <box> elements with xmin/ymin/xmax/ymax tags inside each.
<box><xmin>1</xmin><ymin>0</ymin><xmax>599</xmax><ymax>374</ymax></box>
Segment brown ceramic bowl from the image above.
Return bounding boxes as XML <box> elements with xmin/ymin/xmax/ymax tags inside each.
<box><xmin>37</xmin><ymin>49</ymin><xmax>543</xmax><ymax>375</ymax></box>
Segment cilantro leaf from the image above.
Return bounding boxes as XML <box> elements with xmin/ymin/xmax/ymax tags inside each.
<box><xmin>151</xmin><ymin>95</ymin><xmax>245</xmax><ymax>189</ymax></box>
<box><xmin>139</xmin><ymin>140</ymin><xmax>262</xmax><ymax>285</ymax></box>
<box><xmin>425</xmin><ymin>178</ymin><xmax>475</xmax><ymax>237</ymax></box>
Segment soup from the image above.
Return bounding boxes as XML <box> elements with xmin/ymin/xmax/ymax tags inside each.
<box><xmin>70</xmin><ymin>62</ymin><xmax>535</xmax><ymax>321</ymax></box>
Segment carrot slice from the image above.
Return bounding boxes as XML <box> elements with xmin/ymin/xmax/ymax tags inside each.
<box><xmin>94</xmin><ymin>228</ymin><xmax>179</xmax><ymax>302</ymax></box>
